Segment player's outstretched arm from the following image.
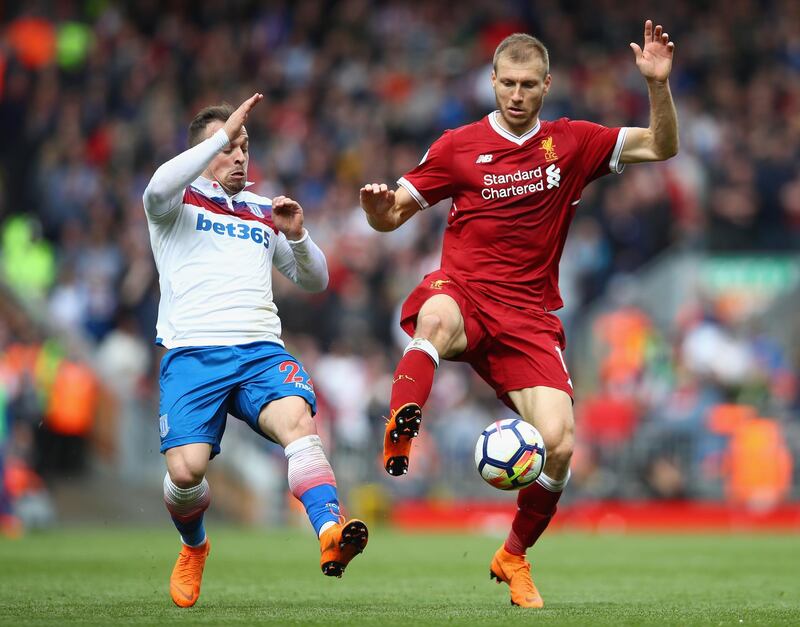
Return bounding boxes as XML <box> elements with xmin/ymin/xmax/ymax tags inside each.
<box><xmin>143</xmin><ymin>93</ymin><xmax>264</xmax><ymax>219</ymax></box>
<box><xmin>359</xmin><ymin>184</ymin><xmax>420</xmax><ymax>232</ymax></box>
<box><xmin>620</xmin><ymin>20</ymin><xmax>679</xmax><ymax>164</ymax></box>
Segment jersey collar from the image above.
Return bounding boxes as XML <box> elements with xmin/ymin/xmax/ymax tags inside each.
<box><xmin>192</xmin><ymin>176</ymin><xmax>255</xmax><ymax>202</ymax></box>
<box><xmin>488</xmin><ymin>111</ymin><xmax>541</xmax><ymax>146</ymax></box>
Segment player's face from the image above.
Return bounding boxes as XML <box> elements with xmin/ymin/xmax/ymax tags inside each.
<box><xmin>491</xmin><ymin>55</ymin><xmax>551</xmax><ymax>135</ymax></box>
<box><xmin>203</xmin><ymin>120</ymin><xmax>249</xmax><ymax>194</ymax></box>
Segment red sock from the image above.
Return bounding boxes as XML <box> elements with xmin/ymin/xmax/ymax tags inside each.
<box><xmin>389</xmin><ymin>346</ymin><xmax>437</xmax><ymax>415</ymax></box>
<box><xmin>504</xmin><ymin>476</ymin><xmax>565</xmax><ymax>556</ymax></box>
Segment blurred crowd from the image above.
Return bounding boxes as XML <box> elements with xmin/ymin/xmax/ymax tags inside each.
<box><xmin>573</xmin><ymin>288</ymin><xmax>799</xmax><ymax>505</ymax></box>
<box><xmin>1</xmin><ymin>0</ymin><xmax>799</xmax><ymax>526</ymax></box>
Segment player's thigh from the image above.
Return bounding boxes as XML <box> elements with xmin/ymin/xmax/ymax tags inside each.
<box><xmin>159</xmin><ymin>346</ymin><xmax>237</xmax><ymax>460</ymax></box>
<box><xmin>165</xmin><ymin>442</ymin><xmax>213</xmax><ymax>487</ymax></box>
<box><xmin>257</xmin><ymin>395</ymin><xmax>316</xmax><ymax>447</ymax></box>
<box><xmin>507</xmin><ymin>386</ymin><xmax>574</xmax><ymax>454</ymax></box>
<box><xmin>229</xmin><ymin>346</ymin><xmax>318</xmax><ymax>445</ymax></box>
<box><xmin>416</xmin><ymin>294</ymin><xmax>468</xmax><ymax>358</ymax></box>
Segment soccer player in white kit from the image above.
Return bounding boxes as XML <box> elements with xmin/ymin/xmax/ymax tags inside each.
<box><xmin>143</xmin><ymin>94</ymin><xmax>367</xmax><ymax>607</ymax></box>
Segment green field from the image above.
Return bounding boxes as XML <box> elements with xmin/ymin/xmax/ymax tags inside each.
<box><xmin>1</xmin><ymin>528</ymin><xmax>798</xmax><ymax>625</ymax></box>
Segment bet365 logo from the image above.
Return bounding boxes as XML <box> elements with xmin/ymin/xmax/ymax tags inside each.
<box><xmin>195</xmin><ymin>213</ymin><xmax>269</xmax><ymax>247</ymax></box>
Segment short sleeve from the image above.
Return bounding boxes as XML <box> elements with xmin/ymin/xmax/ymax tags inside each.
<box><xmin>567</xmin><ymin>120</ymin><xmax>628</xmax><ymax>183</ymax></box>
<box><xmin>397</xmin><ymin>131</ymin><xmax>454</xmax><ymax>210</ymax></box>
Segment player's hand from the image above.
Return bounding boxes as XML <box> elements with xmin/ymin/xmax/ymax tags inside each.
<box><xmin>272</xmin><ymin>195</ymin><xmax>305</xmax><ymax>240</ymax></box>
<box><xmin>223</xmin><ymin>93</ymin><xmax>263</xmax><ymax>142</ymax></box>
<box><xmin>630</xmin><ymin>20</ymin><xmax>674</xmax><ymax>84</ymax></box>
<box><xmin>359</xmin><ymin>183</ymin><xmax>395</xmax><ymax>218</ymax></box>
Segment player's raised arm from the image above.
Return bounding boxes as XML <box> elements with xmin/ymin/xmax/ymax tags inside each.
<box><xmin>620</xmin><ymin>20</ymin><xmax>679</xmax><ymax>164</ymax></box>
<box><xmin>359</xmin><ymin>183</ymin><xmax>421</xmax><ymax>232</ymax></box>
<box><xmin>221</xmin><ymin>92</ymin><xmax>263</xmax><ymax>145</ymax></box>
<box><xmin>143</xmin><ymin>93</ymin><xmax>263</xmax><ymax>219</ymax></box>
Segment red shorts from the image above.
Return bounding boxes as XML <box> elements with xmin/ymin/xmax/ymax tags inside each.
<box><xmin>400</xmin><ymin>270</ymin><xmax>573</xmax><ymax>411</ymax></box>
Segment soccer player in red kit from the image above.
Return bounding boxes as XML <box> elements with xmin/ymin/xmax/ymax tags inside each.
<box><xmin>360</xmin><ymin>20</ymin><xmax>678</xmax><ymax>607</ymax></box>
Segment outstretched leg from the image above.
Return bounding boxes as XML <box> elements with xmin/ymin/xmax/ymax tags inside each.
<box><xmin>261</xmin><ymin>396</ymin><xmax>368</xmax><ymax>577</ymax></box>
<box><xmin>386</xmin><ymin>294</ymin><xmax>467</xmax><ymax>476</ymax></box>
<box><xmin>384</xmin><ymin>339</ymin><xmax>437</xmax><ymax>475</ymax></box>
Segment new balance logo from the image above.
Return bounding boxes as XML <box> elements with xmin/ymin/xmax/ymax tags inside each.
<box><xmin>475</xmin><ymin>154</ymin><xmax>493</xmax><ymax>164</ymax></box>
<box><xmin>546</xmin><ymin>163</ymin><xmax>561</xmax><ymax>189</ymax></box>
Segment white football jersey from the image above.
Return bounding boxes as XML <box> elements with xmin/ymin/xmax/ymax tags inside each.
<box><xmin>143</xmin><ymin>129</ymin><xmax>328</xmax><ymax>348</ymax></box>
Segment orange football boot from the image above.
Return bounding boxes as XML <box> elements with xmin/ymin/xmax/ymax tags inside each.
<box><xmin>489</xmin><ymin>546</ymin><xmax>544</xmax><ymax>608</ymax></box>
<box><xmin>170</xmin><ymin>539</ymin><xmax>211</xmax><ymax>607</ymax></box>
<box><xmin>319</xmin><ymin>519</ymin><xmax>369</xmax><ymax>577</ymax></box>
<box><xmin>383</xmin><ymin>403</ymin><xmax>422</xmax><ymax>476</ymax></box>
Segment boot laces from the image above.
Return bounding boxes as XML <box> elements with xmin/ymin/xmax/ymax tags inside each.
<box><xmin>509</xmin><ymin>559</ymin><xmax>535</xmax><ymax>595</ymax></box>
<box><xmin>177</xmin><ymin>548</ymin><xmax>205</xmax><ymax>585</ymax></box>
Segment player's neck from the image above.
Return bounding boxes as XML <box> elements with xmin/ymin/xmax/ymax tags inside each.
<box><xmin>199</xmin><ymin>174</ymin><xmax>238</xmax><ymax>197</ymax></box>
<box><xmin>494</xmin><ymin>111</ymin><xmax>540</xmax><ymax>137</ymax></box>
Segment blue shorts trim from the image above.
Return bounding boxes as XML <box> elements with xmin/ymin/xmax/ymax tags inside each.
<box><xmin>158</xmin><ymin>341</ymin><xmax>317</xmax><ymax>457</ymax></box>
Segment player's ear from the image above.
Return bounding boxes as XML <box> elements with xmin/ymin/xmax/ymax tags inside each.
<box><xmin>543</xmin><ymin>73</ymin><xmax>552</xmax><ymax>95</ymax></box>
<box><xmin>491</xmin><ymin>69</ymin><xmax>497</xmax><ymax>89</ymax></box>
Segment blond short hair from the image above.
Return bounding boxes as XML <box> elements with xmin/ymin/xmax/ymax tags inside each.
<box><xmin>493</xmin><ymin>33</ymin><xmax>550</xmax><ymax>77</ymax></box>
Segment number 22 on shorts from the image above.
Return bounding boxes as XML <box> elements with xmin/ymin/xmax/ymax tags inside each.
<box><xmin>280</xmin><ymin>361</ymin><xmax>314</xmax><ymax>389</ymax></box>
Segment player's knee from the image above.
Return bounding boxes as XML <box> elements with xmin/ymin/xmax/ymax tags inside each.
<box><xmin>271</xmin><ymin>407</ymin><xmax>316</xmax><ymax>444</ymax></box>
<box><xmin>168</xmin><ymin>461</ymin><xmax>205</xmax><ymax>489</ymax></box>
<box><xmin>540</xmin><ymin>415</ymin><xmax>574</xmax><ymax>466</ymax></box>
<box><xmin>416</xmin><ymin>311</ymin><xmax>444</xmax><ymax>338</ymax></box>
<box><xmin>548</xmin><ymin>430</ymin><xmax>574</xmax><ymax>467</ymax></box>
<box><xmin>284</xmin><ymin>411</ymin><xmax>316</xmax><ymax>439</ymax></box>
<box><xmin>417</xmin><ymin>312</ymin><xmax>458</xmax><ymax>351</ymax></box>
<box><xmin>169</xmin><ymin>464</ymin><xmax>205</xmax><ymax>489</ymax></box>
<box><xmin>259</xmin><ymin>396</ymin><xmax>317</xmax><ymax>445</ymax></box>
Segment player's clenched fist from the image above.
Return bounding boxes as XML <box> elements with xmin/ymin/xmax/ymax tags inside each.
<box><xmin>272</xmin><ymin>195</ymin><xmax>305</xmax><ymax>241</ymax></box>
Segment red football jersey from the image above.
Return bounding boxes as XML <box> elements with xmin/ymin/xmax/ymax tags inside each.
<box><xmin>399</xmin><ymin>113</ymin><xmax>627</xmax><ymax>311</ymax></box>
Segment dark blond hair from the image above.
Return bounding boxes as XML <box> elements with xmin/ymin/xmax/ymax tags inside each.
<box><xmin>188</xmin><ymin>103</ymin><xmax>235</xmax><ymax>147</ymax></box>
<box><xmin>493</xmin><ymin>33</ymin><xmax>550</xmax><ymax>77</ymax></box>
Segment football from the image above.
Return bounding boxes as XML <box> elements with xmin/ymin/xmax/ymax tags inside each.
<box><xmin>474</xmin><ymin>419</ymin><xmax>546</xmax><ymax>490</ymax></box>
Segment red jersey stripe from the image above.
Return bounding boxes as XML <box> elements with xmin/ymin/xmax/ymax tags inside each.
<box><xmin>183</xmin><ymin>187</ymin><xmax>278</xmax><ymax>234</ymax></box>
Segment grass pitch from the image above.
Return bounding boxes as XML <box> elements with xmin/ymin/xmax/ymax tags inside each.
<box><xmin>1</xmin><ymin>527</ymin><xmax>798</xmax><ymax>625</ymax></box>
